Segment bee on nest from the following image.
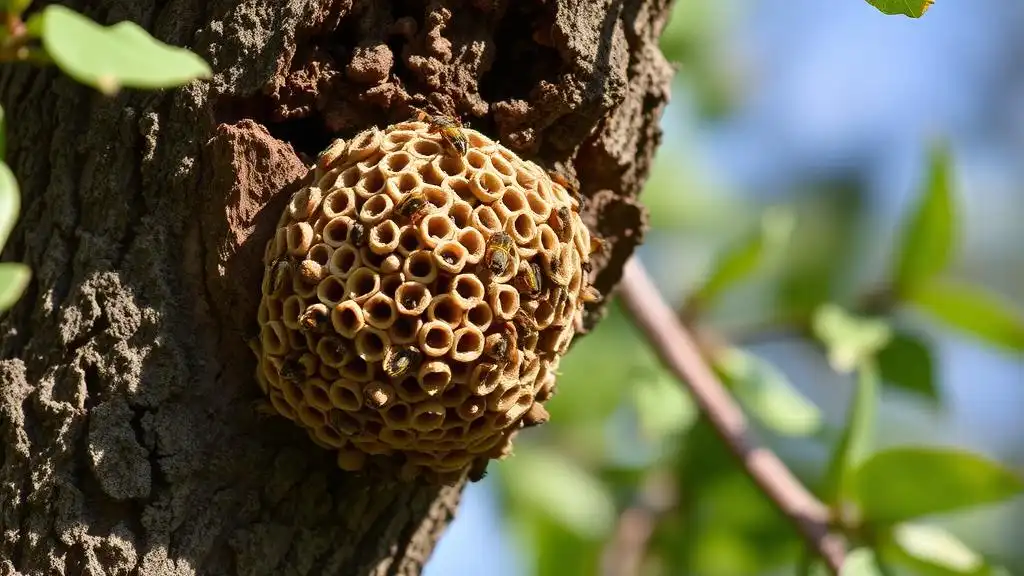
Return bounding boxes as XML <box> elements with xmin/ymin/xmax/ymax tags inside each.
<box><xmin>411</xmin><ymin>105</ymin><xmax>469</xmax><ymax>157</ymax></box>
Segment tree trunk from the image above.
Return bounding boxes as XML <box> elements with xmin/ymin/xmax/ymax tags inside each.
<box><xmin>0</xmin><ymin>0</ymin><xmax>674</xmax><ymax>574</ymax></box>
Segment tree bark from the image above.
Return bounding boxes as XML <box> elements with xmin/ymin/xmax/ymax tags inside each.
<box><xmin>0</xmin><ymin>0</ymin><xmax>674</xmax><ymax>574</ymax></box>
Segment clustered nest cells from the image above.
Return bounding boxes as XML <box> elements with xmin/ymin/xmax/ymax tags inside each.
<box><xmin>250</xmin><ymin>108</ymin><xmax>602</xmax><ymax>484</ymax></box>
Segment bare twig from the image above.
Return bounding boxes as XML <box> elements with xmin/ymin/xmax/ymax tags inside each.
<box><xmin>600</xmin><ymin>469</ymin><xmax>677</xmax><ymax>576</ymax></box>
<box><xmin>617</xmin><ymin>257</ymin><xmax>847</xmax><ymax>574</ymax></box>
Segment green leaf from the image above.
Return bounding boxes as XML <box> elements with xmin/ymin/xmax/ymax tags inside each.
<box><xmin>867</xmin><ymin>0</ymin><xmax>935</xmax><ymax>18</ymax></box>
<box><xmin>39</xmin><ymin>5</ymin><xmax>211</xmax><ymax>95</ymax></box>
<box><xmin>0</xmin><ymin>262</ymin><xmax>30</xmax><ymax>312</ymax></box>
<box><xmin>893</xmin><ymin>142</ymin><xmax>956</xmax><ymax>294</ymax></box>
<box><xmin>885</xmin><ymin>523</ymin><xmax>989</xmax><ymax>576</ymax></box>
<box><xmin>853</xmin><ymin>447</ymin><xmax>1024</xmax><ymax>525</ymax></box>
<box><xmin>877</xmin><ymin>332</ymin><xmax>938</xmax><ymax>402</ymax></box>
<box><xmin>713</xmin><ymin>347</ymin><xmax>823</xmax><ymax>437</ymax></box>
<box><xmin>822</xmin><ymin>360</ymin><xmax>880</xmax><ymax>506</ymax></box>
<box><xmin>813</xmin><ymin>304</ymin><xmax>893</xmax><ymax>373</ymax></box>
<box><xmin>908</xmin><ymin>280</ymin><xmax>1024</xmax><ymax>352</ymax></box>
<box><xmin>501</xmin><ymin>447</ymin><xmax>615</xmax><ymax>539</ymax></box>
<box><xmin>1</xmin><ymin>0</ymin><xmax>33</xmax><ymax>18</ymax></box>
<box><xmin>0</xmin><ymin>160</ymin><xmax>19</xmax><ymax>250</ymax></box>
<box><xmin>689</xmin><ymin>207</ymin><xmax>795</xmax><ymax>310</ymax></box>
<box><xmin>841</xmin><ymin>548</ymin><xmax>885</xmax><ymax>576</ymax></box>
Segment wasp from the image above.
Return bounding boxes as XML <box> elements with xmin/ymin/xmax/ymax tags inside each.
<box><xmin>552</xmin><ymin>206</ymin><xmax>573</xmax><ymax>243</ymax></box>
<box><xmin>521</xmin><ymin>403</ymin><xmax>550</xmax><ymax>429</ymax></box>
<box><xmin>481</xmin><ymin>330</ymin><xmax>509</xmax><ymax>360</ymax></box>
<box><xmin>413</xmin><ymin>107</ymin><xmax>468</xmax><ymax>157</ymax></box>
<box><xmin>298</xmin><ymin>303</ymin><xmax>330</xmax><ymax>333</ymax></box>
<box><xmin>511</xmin><ymin>309</ymin><xmax>537</xmax><ymax>342</ymax></box>
<box><xmin>384</xmin><ymin>346</ymin><xmax>423</xmax><ymax>379</ymax></box>
<box><xmin>401</xmin><ymin>294</ymin><xmax>421</xmax><ymax>312</ymax></box>
<box><xmin>590</xmin><ymin>236</ymin><xmax>609</xmax><ymax>257</ymax></box>
<box><xmin>277</xmin><ymin>353</ymin><xmax>306</xmax><ymax>383</ymax></box>
<box><xmin>547</xmin><ymin>169</ymin><xmax>585</xmax><ymax>212</ymax></box>
<box><xmin>549</xmin><ymin>287</ymin><xmax>569</xmax><ymax>311</ymax></box>
<box><xmin>513</xmin><ymin>262</ymin><xmax>543</xmax><ymax>297</ymax></box>
<box><xmin>268</xmin><ymin>255</ymin><xmax>291</xmax><ymax>294</ymax></box>
<box><xmin>491</xmin><ymin>322</ymin><xmax>521</xmax><ymax>361</ymax></box>
<box><xmin>580</xmin><ymin>285</ymin><xmax>601</xmax><ymax>304</ymax></box>
<box><xmin>349</xmin><ymin>222</ymin><xmax>367</xmax><ymax>247</ymax></box>
<box><xmin>440</xmin><ymin>251</ymin><xmax>459</xmax><ymax>267</ymax></box>
<box><xmin>395</xmin><ymin>190</ymin><xmax>432</xmax><ymax>226</ymax></box>
<box><xmin>484</xmin><ymin>231</ymin><xmax>516</xmax><ymax>276</ymax></box>
<box><xmin>467</xmin><ymin>456</ymin><xmax>490</xmax><ymax>482</ymax></box>
<box><xmin>541</xmin><ymin>252</ymin><xmax>569</xmax><ymax>289</ymax></box>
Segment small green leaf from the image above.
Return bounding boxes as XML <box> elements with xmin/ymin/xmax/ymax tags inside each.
<box><xmin>689</xmin><ymin>207</ymin><xmax>795</xmax><ymax>310</ymax></box>
<box><xmin>853</xmin><ymin>447</ymin><xmax>1024</xmax><ymax>525</ymax></box>
<box><xmin>713</xmin><ymin>347</ymin><xmax>822</xmax><ymax>437</ymax></box>
<box><xmin>39</xmin><ymin>5</ymin><xmax>212</xmax><ymax>95</ymax></box>
<box><xmin>867</xmin><ymin>0</ymin><xmax>935</xmax><ymax>18</ymax></box>
<box><xmin>877</xmin><ymin>332</ymin><xmax>938</xmax><ymax>402</ymax></box>
<box><xmin>841</xmin><ymin>548</ymin><xmax>885</xmax><ymax>576</ymax></box>
<box><xmin>24</xmin><ymin>10</ymin><xmax>43</xmax><ymax>37</ymax></box>
<box><xmin>502</xmin><ymin>448</ymin><xmax>615</xmax><ymax>539</ymax></box>
<box><xmin>909</xmin><ymin>280</ymin><xmax>1024</xmax><ymax>352</ymax></box>
<box><xmin>886</xmin><ymin>523</ymin><xmax>988</xmax><ymax>576</ymax></box>
<box><xmin>893</xmin><ymin>142</ymin><xmax>956</xmax><ymax>294</ymax></box>
<box><xmin>813</xmin><ymin>304</ymin><xmax>893</xmax><ymax>373</ymax></box>
<box><xmin>0</xmin><ymin>262</ymin><xmax>30</xmax><ymax>312</ymax></box>
<box><xmin>0</xmin><ymin>160</ymin><xmax>20</xmax><ymax>249</ymax></box>
<box><xmin>822</xmin><ymin>360</ymin><xmax>880</xmax><ymax>505</ymax></box>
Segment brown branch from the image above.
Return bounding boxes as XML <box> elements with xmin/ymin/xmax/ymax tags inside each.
<box><xmin>617</xmin><ymin>257</ymin><xmax>847</xmax><ymax>574</ymax></box>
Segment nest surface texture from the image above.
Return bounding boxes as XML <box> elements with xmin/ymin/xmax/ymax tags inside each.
<box><xmin>251</xmin><ymin>118</ymin><xmax>597</xmax><ymax>483</ymax></box>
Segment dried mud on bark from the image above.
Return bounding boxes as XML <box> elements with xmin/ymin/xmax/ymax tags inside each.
<box><xmin>0</xmin><ymin>0</ymin><xmax>674</xmax><ymax>574</ymax></box>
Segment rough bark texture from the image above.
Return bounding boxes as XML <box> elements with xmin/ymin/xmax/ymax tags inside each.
<box><xmin>0</xmin><ymin>0</ymin><xmax>674</xmax><ymax>574</ymax></box>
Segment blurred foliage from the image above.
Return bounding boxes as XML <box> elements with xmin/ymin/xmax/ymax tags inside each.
<box><xmin>492</xmin><ymin>2</ymin><xmax>1024</xmax><ymax>575</ymax></box>
<box><xmin>659</xmin><ymin>0</ymin><xmax>749</xmax><ymax>119</ymax></box>
<box><xmin>0</xmin><ymin>2</ymin><xmax>210</xmax><ymax>316</ymax></box>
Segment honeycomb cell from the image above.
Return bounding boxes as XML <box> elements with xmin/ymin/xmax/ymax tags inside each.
<box><xmin>250</xmin><ymin>117</ymin><xmax>601</xmax><ymax>484</ymax></box>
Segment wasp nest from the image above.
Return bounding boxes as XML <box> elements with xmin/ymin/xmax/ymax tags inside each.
<box><xmin>251</xmin><ymin>117</ymin><xmax>601</xmax><ymax>483</ymax></box>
